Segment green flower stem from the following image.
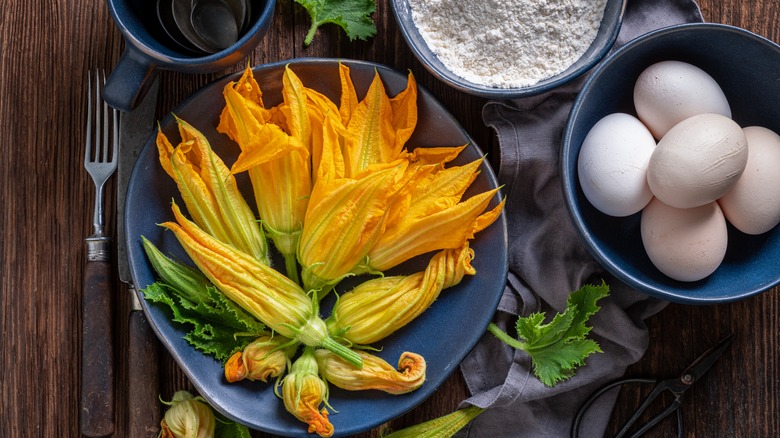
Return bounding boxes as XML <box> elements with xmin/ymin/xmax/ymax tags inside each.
<box><xmin>284</xmin><ymin>253</ymin><xmax>300</xmax><ymax>285</ymax></box>
<box><xmin>487</xmin><ymin>323</ymin><xmax>527</xmax><ymax>351</ymax></box>
<box><xmin>321</xmin><ymin>337</ymin><xmax>363</xmax><ymax>368</ymax></box>
<box><xmin>304</xmin><ymin>22</ymin><xmax>320</xmax><ymax>46</ymax></box>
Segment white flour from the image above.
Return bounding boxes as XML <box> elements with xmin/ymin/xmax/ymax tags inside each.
<box><xmin>408</xmin><ymin>0</ymin><xmax>608</xmax><ymax>88</ymax></box>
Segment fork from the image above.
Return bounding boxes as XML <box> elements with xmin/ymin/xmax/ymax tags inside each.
<box><xmin>80</xmin><ymin>69</ymin><xmax>117</xmax><ymax>437</ymax></box>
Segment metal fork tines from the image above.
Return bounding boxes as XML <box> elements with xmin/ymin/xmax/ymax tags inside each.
<box><xmin>84</xmin><ymin>69</ymin><xmax>118</xmax><ymax>253</ymax></box>
<box><xmin>80</xmin><ymin>69</ymin><xmax>117</xmax><ymax>437</ymax></box>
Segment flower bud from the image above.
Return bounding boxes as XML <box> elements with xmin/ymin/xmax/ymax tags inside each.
<box><xmin>315</xmin><ymin>350</ymin><xmax>426</xmax><ymax>395</ymax></box>
<box><xmin>281</xmin><ymin>348</ymin><xmax>333</xmax><ymax>438</ymax></box>
<box><xmin>328</xmin><ymin>243</ymin><xmax>475</xmax><ymax>345</ymax></box>
<box><xmin>159</xmin><ymin>391</ymin><xmax>215</xmax><ymax>438</ymax></box>
<box><xmin>141</xmin><ymin>236</ymin><xmax>210</xmax><ymax>304</ymax></box>
<box><xmin>224</xmin><ymin>335</ymin><xmax>297</xmax><ymax>383</ymax></box>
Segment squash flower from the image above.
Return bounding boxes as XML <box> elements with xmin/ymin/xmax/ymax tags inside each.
<box><xmin>156</xmin><ymin>117</ymin><xmax>269</xmax><ymax>265</ymax></box>
<box><xmin>366</xmin><ymin>158</ymin><xmax>505</xmax><ymax>272</ymax></box>
<box><xmin>328</xmin><ymin>243</ymin><xmax>475</xmax><ymax>345</ymax></box>
<box><xmin>297</xmin><ymin>164</ymin><xmax>406</xmax><ymax>296</ymax></box>
<box><xmin>381</xmin><ymin>406</ymin><xmax>485</xmax><ymax>438</ymax></box>
<box><xmin>338</xmin><ymin>64</ymin><xmax>418</xmax><ymax>177</ymax></box>
<box><xmin>218</xmin><ymin>66</ymin><xmax>311</xmax><ymax>282</ymax></box>
<box><xmin>159</xmin><ymin>391</ymin><xmax>215</xmax><ymax>438</ymax></box>
<box><xmin>224</xmin><ymin>334</ymin><xmax>297</xmax><ymax>383</ymax></box>
<box><xmin>161</xmin><ymin>202</ymin><xmax>362</xmax><ymax>367</ymax></box>
<box><xmin>281</xmin><ymin>347</ymin><xmax>333</xmax><ymax>438</ymax></box>
<box><xmin>315</xmin><ymin>349</ymin><xmax>426</xmax><ymax>395</ymax></box>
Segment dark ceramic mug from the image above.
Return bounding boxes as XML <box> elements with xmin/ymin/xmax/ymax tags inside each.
<box><xmin>104</xmin><ymin>0</ymin><xmax>276</xmax><ymax>111</ymax></box>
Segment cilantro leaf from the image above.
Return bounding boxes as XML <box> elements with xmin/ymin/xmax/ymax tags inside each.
<box><xmin>488</xmin><ymin>281</ymin><xmax>609</xmax><ymax>387</ymax></box>
<box><xmin>295</xmin><ymin>0</ymin><xmax>377</xmax><ymax>46</ymax></box>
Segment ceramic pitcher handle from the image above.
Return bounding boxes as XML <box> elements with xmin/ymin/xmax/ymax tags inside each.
<box><xmin>103</xmin><ymin>46</ymin><xmax>159</xmax><ymax>112</ymax></box>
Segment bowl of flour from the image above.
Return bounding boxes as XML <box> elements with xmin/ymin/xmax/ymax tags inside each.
<box><xmin>390</xmin><ymin>0</ymin><xmax>626</xmax><ymax>99</ymax></box>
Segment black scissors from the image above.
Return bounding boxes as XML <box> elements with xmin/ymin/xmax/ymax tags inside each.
<box><xmin>571</xmin><ymin>333</ymin><xmax>734</xmax><ymax>438</ymax></box>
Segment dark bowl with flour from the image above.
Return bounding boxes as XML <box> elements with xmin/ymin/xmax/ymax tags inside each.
<box><xmin>390</xmin><ymin>0</ymin><xmax>626</xmax><ymax>99</ymax></box>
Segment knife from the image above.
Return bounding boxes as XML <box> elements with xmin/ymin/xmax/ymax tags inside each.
<box><xmin>116</xmin><ymin>77</ymin><xmax>162</xmax><ymax>437</ymax></box>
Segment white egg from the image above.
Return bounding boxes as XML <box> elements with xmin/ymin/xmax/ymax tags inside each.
<box><xmin>647</xmin><ymin>113</ymin><xmax>748</xmax><ymax>209</ymax></box>
<box><xmin>633</xmin><ymin>61</ymin><xmax>732</xmax><ymax>139</ymax></box>
<box><xmin>577</xmin><ymin>113</ymin><xmax>656</xmax><ymax>217</ymax></box>
<box><xmin>719</xmin><ymin>126</ymin><xmax>780</xmax><ymax>234</ymax></box>
<box><xmin>641</xmin><ymin>198</ymin><xmax>728</xmax><ymax>282</ymax></box>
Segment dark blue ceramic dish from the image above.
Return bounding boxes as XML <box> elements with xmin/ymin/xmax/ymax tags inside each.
<box><xmin>562</xmin><ymin>23</ymin><xmax>780</xmax><ymax>304</ymax></box>
<box><xmin>389</xmin><ymin>0</ymin><xmax>626</xmax><ymax>99</ymax></box>
<box><xmin>105</xmin><ymin>0</ymin><xmax>276</xmax><ymax>110</ymax></box>
<box><xmin>125</xmin><ymin>58</ymin><xmax>508</xmax><ymax>436</ymax></box>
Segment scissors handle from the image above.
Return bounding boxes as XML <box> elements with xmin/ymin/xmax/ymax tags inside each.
<box><xmin>571</xmin><ymin>378</ymin><xmax>656</xmax><ymax>438</ymax></box>
<box><xmin>615</xmin><ymin>391</ymin><xmax>683</xmax><ymax>438</ymax></box>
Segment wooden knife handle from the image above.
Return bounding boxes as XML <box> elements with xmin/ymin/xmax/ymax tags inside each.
<box><xmin>128</xmin><ymin>309</ymin><xmax>162</xmax><ymax>437</ymax></box>
<box><xmin>80</xmin><ymin>255</ymin><xmax>115</xmax><ymax>437</ymax></box>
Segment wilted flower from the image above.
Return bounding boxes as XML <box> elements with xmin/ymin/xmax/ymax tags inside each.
<box><xmin>224</xmin><ymin>334</ymin><xmax>297</xmax><ymax>383</ymax></box>
<box><xmin>315</xmin><ymin>349</ymin><xmax>425</xmax><ymax>395</ymax></box>
<box><xmin>281</xmin><ymin>347</ymin><xmax>333</xmax><ymax>438</ymax></box>
<box><xmin>161</xmin><ymin>202</ymin><xmax>362</xmax><ymax>367</ymax></box>
<box><xmin>328</xmin><ymin>243</ymin><xmax>475</xmax><ymax>345</ymax></box>
<box><xmin>156</xmin><ymin>117</ymin><xmax>269</xmax><ymax>265</ymax></box>
<box><xmin>159</xmin><ymin>391</ymin><xmax>215</xmax><ymax>438</ymax></box>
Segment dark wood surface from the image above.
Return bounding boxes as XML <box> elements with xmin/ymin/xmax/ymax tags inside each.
<box><xmin>1</xmin><ymin>0</ymin><xmax>778</xmax><ymax>437</ymax></box>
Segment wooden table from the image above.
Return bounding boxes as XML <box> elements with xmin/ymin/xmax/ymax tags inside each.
<box><xmin>1</xmin><ymin>1</ymin><xmax>777</xmax><ymax>437</ymax></box>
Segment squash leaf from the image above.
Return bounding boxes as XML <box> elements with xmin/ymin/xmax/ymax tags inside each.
<box><xmin>295</xmin><ymin>0</ymin><xmax>377</xmax><ymax>46</ymax></box>
<box><xmin>488</xmin><ymin>281</ymin><xmax>609</xmax><ymax>387</ymax></box>
<box><xmin>143</xmin><ymin>282</ymin><xmax>266</xmax><ymax>361</ymax></box>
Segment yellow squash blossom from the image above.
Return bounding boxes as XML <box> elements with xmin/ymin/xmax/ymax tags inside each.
<box><xmin>156</xmin><ymin>117</ymin><xmax>269</xmax><ymax>264</ymax></box>
<box><xmin>224</xmin><ymin>334</ymin><xmax>298</xmax><ymax>383</ymax></box>
<box><xmin>328</xmin><ymin>243</ymin><xmax>475</xmax><ymax>345</ymax></box>
<box><xmin>218</xmin><ymin>67</ymin><xmax>311</xmax><ymax>282</ymax></box>
<box><xmin>281</xmin><ymin>347</ymin><xmax>334</xmax><ymax>438</ymax></box>
<box><xmin>315</xmin><ymin>350</ymin><xmax>425</xmax><ymax>395</ymax></box>
<box><xmin>366</xmin><ymin>158</ymin><xmax>505</xmax><ymax>272</ymax></box>
<box><xmin>161</xmin><ymin>202</ymin><xmax>362</xmax><ymax>367</ymax></box>
<box><xmin>339</xmin><ymin>64</ymin><xmax>417</xmax><ymax>177</ymax></box>
<box><xmin>159</xmin><ymin>391</ymin><xmax>215</xmax><ymax>438</ymax></box>
<box><xmin>298</xmin><ymin>164</ymin><xmax>406</xmax><ymax>296</ymax></box>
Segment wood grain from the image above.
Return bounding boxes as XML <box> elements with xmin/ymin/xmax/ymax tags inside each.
<box><xmin>0</xmin><ymin>1</ymin><xmax>777</xmax><ymax>437</ymax></box>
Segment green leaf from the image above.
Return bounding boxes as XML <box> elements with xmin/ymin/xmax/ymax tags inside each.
<box><xmin>215</xmin><ymin>415</ymin><xmax>252</xmax><ymax>438</ymax></box>
<box><xmin>490</xmin><ymin>281</ymin><xmax>610</xmax><ymax>387</ymax></box>
<box><xmin>141</xmin><ymin>239</ymin><xmax>268</xmax><ymax>361</ymax></box>
<box><xmin>295</xmin><ymin>0</ymin><xmax>377</xmax><ymax>46</ymax></box>
<box><xmin>144</xmin><ymin>282</ymin><xmax>265</xmax><ymax>361</ymax></box>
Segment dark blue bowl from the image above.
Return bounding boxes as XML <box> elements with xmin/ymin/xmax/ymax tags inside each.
<box><xmin>562</xmin><ymin>23</ymin><xmax>780</xmax><ymax>304</ymax></box>
<box><xmin>390</xmin><ymin>0</ymin><xmax>626</xmax><ymax>99</ymax></box>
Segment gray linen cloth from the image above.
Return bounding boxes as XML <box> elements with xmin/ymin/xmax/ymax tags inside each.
<box><xmin>457</xmin><ymin>1</ymin><xmax>703</xmax><ymax>437</ymax></box>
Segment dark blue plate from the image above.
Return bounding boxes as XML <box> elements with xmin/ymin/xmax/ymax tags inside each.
<box><xmin>125</xmin><ymin>58</ymin><xmax>508</xmax><ymax>437</ymax></box>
